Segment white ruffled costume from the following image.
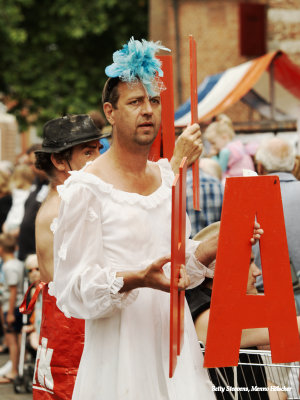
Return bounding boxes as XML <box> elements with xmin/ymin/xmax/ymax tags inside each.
<box><xmin>50</xmin><ymin>159</ymin><xmax>215</xmax><ymax>400</ymax></box>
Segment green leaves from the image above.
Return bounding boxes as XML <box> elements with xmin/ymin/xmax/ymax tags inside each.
<box><xmin>0</xmin><ymin>0</ymin><xmax>148</xmax><ymax>133</ymax></box>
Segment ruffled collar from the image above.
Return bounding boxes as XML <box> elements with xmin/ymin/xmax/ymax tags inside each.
<box><xmin>57</xmin><ymin>159</ymin><xmax>175</xmax><ymax>210</ymax></box>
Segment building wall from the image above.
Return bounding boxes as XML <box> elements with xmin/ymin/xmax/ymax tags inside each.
<box><xmin>0</xmin><ymin>113</ymin><xmax>18</xmax><ymax>163</ymax></box>
<box><xmin>149</xmin><ymin>0</ymin><xmax>300</xmax><ymax>123</ymax></box>
<box><xmin>268</xmin><ymin>0</ymin><xmax>300</xmax><ymax>65</ymax></box>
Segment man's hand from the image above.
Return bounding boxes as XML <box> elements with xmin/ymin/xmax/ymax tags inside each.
<box><xmin>250</xmin><ymin>221</ymin><xmax>264</xmax><ymax>244</ymax></box>
<box><xmin>178</xmin><ymin>264</ymin><xmax>191</xmax><ymax>290</ymax></box>
<box><xmin>194</xmin><ymin>233</ymin><xmax>219</xmax><ymax>267</ymax></box>
<box><xmin>142</xmin><ymin>255</ymin><xmax>171</xmax><ymax>292</ymax></box>
<box><xmin>118</xmin><ymin>256</ymin><xmax>191</xmax><ymax>293</ymax></box>
<box><xmin>170</xmin><ymin>124</ymin><xmax>203</xmax><ymax>174</ymax></box>
<box><xmin>142</xmin><ymin>256</ymin><xmax>190</xmax><ymax>292</ymax></box>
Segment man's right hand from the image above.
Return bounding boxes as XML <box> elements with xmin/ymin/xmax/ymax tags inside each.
<box><xmin>118</xmin><ymin>255</ymin><xmax>190</xmax><ymax>293</ymax></box>
<box><xmin>142</xmin><ymin>255</ymin><xmax>190</xmax><ymax>292</ymax></box>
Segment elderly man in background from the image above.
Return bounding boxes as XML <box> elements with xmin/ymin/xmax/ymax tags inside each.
<box><xmin>186</xmin><ymin>158</ymin><xmax>223</xmax><ymax>238</ymax></box>
<box><xmin>254</xmin><ymin>137</ymin><xmax>300</xmax><ymax>312</ymax></box>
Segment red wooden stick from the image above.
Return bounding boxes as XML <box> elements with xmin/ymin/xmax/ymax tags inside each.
<box><xmin>189</xmin><ymin>35</ymin><xmax>200</xmax><ymax>211</ymax></box>
<box><xmin>169</xmin><ymin>157</ymin><xmax>187</xmax><ymax>377</ymax></box>
<box><xmin>170</xmin><ymin>174</ymin><xmax>179</xmax><ymax>378</ymax></box>
<box><xmin>157</xmin><ymin>55</ymin><xmax>175</xmax><ymax>161</ymax></box>
<box><xmin>177</xmin><ymin>158</ymin><xmax>187</xmax><ymax>355</ymax></box>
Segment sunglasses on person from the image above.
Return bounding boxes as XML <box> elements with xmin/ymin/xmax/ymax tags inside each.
<box><xmin>29</xmin><ymin>267</ymin><xmax>39</xmax><ymax>272</ymax></box>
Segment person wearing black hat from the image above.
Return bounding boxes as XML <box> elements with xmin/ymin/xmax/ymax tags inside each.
<box><xmin>30</xmin><ymin>114</ymin><xmax>103</xmax><ymax>400</ymax></box>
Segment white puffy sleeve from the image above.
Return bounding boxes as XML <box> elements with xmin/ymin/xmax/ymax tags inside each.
<box><xmin>184</xmin><ymin>217</ymin><xmax>215</xmax><ymax>289</ymax></box>
<box><xmin>50</xmin><ymin>182</ymin><xmax>137</xmax><ymax>320</ymax></box>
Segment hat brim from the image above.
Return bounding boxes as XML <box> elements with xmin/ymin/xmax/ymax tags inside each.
<box><xmin>193</xmin><ymin>221</ymin><xmax>220</xmax><ymax>242</ymax></box>
<box><xmin>35</xmin><ymin>133</ymin><xmax>107</xmax><ymax>154</ymax></box>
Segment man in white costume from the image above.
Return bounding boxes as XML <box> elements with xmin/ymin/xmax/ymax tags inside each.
<box><xmin>51</xmin><ymin>38</ymin><xmax>263</xmax><ymax>400</ymax></box>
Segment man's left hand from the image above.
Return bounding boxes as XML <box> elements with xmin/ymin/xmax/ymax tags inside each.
<box><xmin>250</xmin><ymin>221</ymin><xmax>264</xmax><ymax>244</ymax></box>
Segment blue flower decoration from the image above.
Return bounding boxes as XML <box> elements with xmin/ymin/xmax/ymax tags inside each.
<box><xmin>105</xmin><ymin>37</ymin><xmax>170</xmax><ymax>96</ymax></box>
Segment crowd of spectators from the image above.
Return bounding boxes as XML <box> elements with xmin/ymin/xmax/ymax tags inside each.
<box><xmin>0</xmin><ymin>145</ymin><xmax>48</xmax><ymax>383</ymax></box>
<box><xmin>0</xmin><ymin>112</ymin><xmax>299</xmax><ymax>398</ymax></box>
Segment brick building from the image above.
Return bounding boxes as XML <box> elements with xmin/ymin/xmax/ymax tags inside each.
<box><xmin>0</xmin><ymin>112</ymin><xmax>18</xmax><ymax>163</ymax></box>
<box><xmin>149</xmin><ymin>0</ymin><xmax>300</xmax><ymax>123</ymax></box>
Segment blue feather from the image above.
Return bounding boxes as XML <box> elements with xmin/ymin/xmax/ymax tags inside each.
<box><xmin>105</xmin><ymin>37</ymin><xmax>170</xmax><ymax>95</ymax></box>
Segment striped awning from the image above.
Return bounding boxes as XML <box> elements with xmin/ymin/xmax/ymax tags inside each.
<box><xmin>174</xmin><ymin>51</ymin><xmax>300</xmax><ymax>127</ymax></box>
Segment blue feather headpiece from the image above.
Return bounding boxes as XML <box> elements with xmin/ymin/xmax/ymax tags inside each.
<box><xmin>105</xmin><ymin>37</ymin><xmax>171</xmax><ymax>96</ymax></box>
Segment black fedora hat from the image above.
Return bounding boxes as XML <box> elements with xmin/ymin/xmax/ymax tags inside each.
<box><xmin>37</xmin><ymin>114</ymin><xmax>104</xmax><ymax>153</ymax></box>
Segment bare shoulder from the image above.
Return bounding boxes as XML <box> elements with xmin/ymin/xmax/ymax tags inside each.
<box><xmin>36</xmin><ymin>191</ymin><xmax>60</xmax><ymax>231</ymax></box>
<box><xmin>36</xmin><ymin>190</ymin><xmax>59</xmax><ymax>282</ymax></box>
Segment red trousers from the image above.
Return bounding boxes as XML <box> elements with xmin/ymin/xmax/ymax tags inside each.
<box><xmin>32</xmin><ymin>285</ymin><xmax>84</xmax><ymax>400</ymax></box>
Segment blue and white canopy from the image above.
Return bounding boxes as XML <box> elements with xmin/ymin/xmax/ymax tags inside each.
<box><xmin>174</xmin><ymin>51</ymin><xmax>300</xmax><ymax>127</ymax></box>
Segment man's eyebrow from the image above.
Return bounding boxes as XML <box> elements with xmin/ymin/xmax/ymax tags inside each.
<box><xmin>79</xmin><ymin>143</ymin><xmax>99</xmax><ymax>150</ymax></box>
<box><xmin>127</xmin><ymin>95</ymin><xmax>145</xmax><ymax>101</ymax></box>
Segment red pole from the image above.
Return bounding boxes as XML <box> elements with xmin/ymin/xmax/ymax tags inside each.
<box><xmin>189</xmin><ymin>35</ymin><xmax>200</xmax><ymax>211</ymax></box>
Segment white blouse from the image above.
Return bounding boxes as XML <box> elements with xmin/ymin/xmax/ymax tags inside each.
<box><xmin>51</xmin><ymin>159</ymin><xmax>214</xmax><ymax>400</ymax></box>
<box><xmin>4</xmin><ymin>188</ymin><xmax>30</xmax><ymax>232</ymax></box>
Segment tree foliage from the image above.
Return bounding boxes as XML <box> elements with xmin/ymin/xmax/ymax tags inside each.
<box><xmin>0</xmin><ymin>0</ymin><xmax>148</xmax><ymax>132</ymax></box>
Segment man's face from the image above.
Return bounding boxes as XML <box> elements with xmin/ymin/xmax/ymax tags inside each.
<box><xmin>68</xmin><ymin>139</ymin><xmax>101</xmax><ymax>171</ymax></box>
<box><xmin>107</xmin><ymin>81</ymin><xmax>161</xmax><ymax>148</ymax></box>
<box><xmin>28</xmin><ymin>151</ymin><xmax>48</xmax><ymax>180</ymax></box>
<box><xmin>247</xmin><ymin>256</ymin><xmax>262</xmax><ymax>295</ymax></box>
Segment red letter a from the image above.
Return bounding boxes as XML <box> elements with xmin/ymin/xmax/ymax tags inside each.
<box><xmin>204</xmin><ymin>176</ymin><xmax>300</xmax><ymax>368</ymax></box>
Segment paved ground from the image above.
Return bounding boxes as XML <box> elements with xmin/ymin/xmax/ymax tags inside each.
<box><xmin>0</xmin><ymin>352</ymin><xmax>32</xmax><ymax>400</ymax></box>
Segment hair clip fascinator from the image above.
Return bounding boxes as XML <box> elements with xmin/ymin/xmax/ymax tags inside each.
<box><xmin>105</xmin><ymin>37</ymin><xmax>171</xmax><ymax>96</ymax></box>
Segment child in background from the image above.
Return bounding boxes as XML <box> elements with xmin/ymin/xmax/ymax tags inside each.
<box><xmin>0</xmin><ymin>233</ymin><xmax>24</xmax><ymax>383</ymax></box>
<box><xmin>22</xmin><ymin>254</ymin><xmax>42</xmax><ymax>351</ymax></box>
<box><xmin>204</xmin><ymin>114</ymin><xmax>255</xmax><ymax>182</ymax></box>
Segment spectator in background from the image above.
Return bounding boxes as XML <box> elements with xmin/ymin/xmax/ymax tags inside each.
<box><xmin>0</xmin><ymin>170</ymin><xmax>12</xmax><ymax>359</ymax></box>
<box><xmin>186</xmin><ymin>162</ymin><xmax>223</xmax><ymax>238</ymax></box>
<box><xmin>0</xmin><ymin>170</ymin><xmax>12</xmax><ymax>234</ymax></box>
<box><xmin>0</xmin><ymin>161</ymin><xmax>13</xmax><ymax>175</ymax></box>
<box><xmin>200</xmin><ymin>157</ymin><xmax>222</xmax><ymax>181</ymax></box>
<box><xmin>254</xmin><ymin>137</ymin><xmax>300</xmax><ymax>312</ymax></box>
<box><xmin>17</xmin><ymin>144</ymin><xmax>49</xmax><ymax>262</ymax></box>
<box><xmin>88</xmin><ymin>110</ymin><xmax>111</xmax><ymax>154</ymax></box>
<box><xmin>22</xmin><ymin>254</ymin><xmax>41</xmax><ymax>351</ymax></box>
<box><xmin>0</xmin><ymin>233</ymin><xmax>24</xmax><ymax>383</ymax></box>
<box><xmin>293</xmin><ymin>154</ymin><xmax>300</xmax><ymax>180</ymax></box>
<box><xmin>3</xmin><ymin>164</ymin><xmax>34</xmax><ymax>236</ymax></box>
<box><xmin>204</xmin><ymin>114</ymin><xmax>254</xmax><ymax>182</ymax></box>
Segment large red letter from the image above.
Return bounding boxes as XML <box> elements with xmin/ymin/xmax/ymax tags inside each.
<box><xmin>204</xmin><ymin>176</ymin><xmax>300</xmax><ymax>368</ymax></box>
